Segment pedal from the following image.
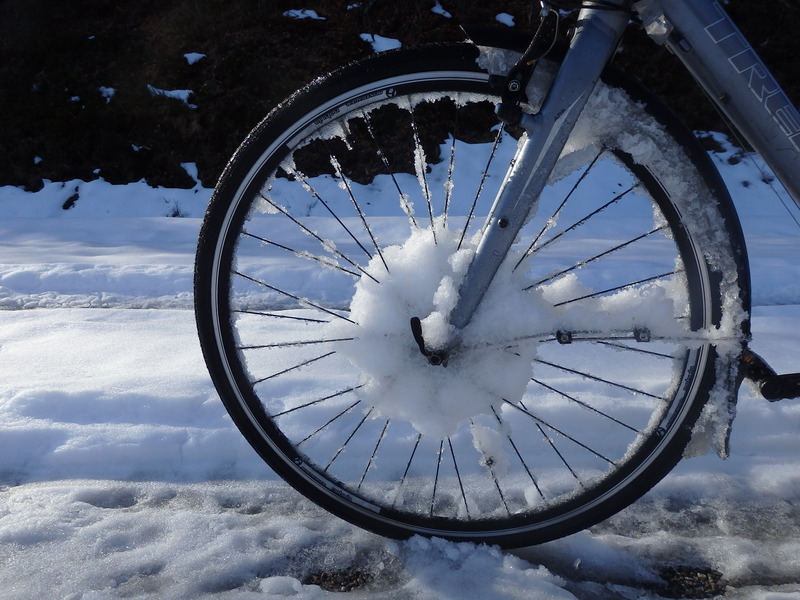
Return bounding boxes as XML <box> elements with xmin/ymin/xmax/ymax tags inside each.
<box><xmin>742</xmin><ymin>348</ymin><xmax>800</xmax><ymax>401</ymax></box>
<box><xmin>760</xmin><ymin>374</ymin><xmax>800</xmax><ymax>401</ymax></box>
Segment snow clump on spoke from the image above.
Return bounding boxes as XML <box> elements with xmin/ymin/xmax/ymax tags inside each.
<box><xmin>325</xmin><ymin>223</ymin><xmax>551</xmax><ymax>439</ymax></box>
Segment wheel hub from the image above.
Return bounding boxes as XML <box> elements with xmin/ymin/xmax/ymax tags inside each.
<box><xmin>324</xmin><ymin>226</ymin><xmax>545</xmax><ymax>439</ymax></box>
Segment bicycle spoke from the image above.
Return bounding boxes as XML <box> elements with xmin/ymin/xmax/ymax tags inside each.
<box><xmin>252</xmin><ymin>351</ymin><xmax>338</xmax><ymax>385</ymax></box>
<box><xmin>394</xmin><ymin>433</ymin><xmax>422</xmax><ymax>508</ymax></box>
<box><xmin>595</xmin><ymin>340</ymin><xmax>676</xmax><ymax>359</ymax></box>
<box><xmin>234</xmin><ymin>309</ymin><xmax>331</xmax><ymax>324</ymax></box>
<box><xmin>358</xmin><ymin>419</ymin><xmax>390</xmax><ymax>489</ymax></box>
<box><xmin>458</xmin><ymin>126</ymin><xmax>503</xmax><ymax>251</ymax></box>
<box><xmin>464</xmin><ymin>323</ymin><xmax>685</xmax><ymax>356</ymax></box>
<box><xmin>239</xmin><ymin>337</ymin><xmax>354</xmax><ymax>350</ymax></box>
<box><xmin>442</xmin><ymin>101</ymin><xmax>460</xmax><ymax>228</ymax></box>
<box><xmin>549</xmin><ymin>269</ymin><xmax>679</xmax><ymax>305</ymax></box>
<box><xmin>360</xmin><ymin>110</ymin><xmax>419</xmax><ymax>229</ymax></box>
<box><xmin>491</xmin><ymin>406</ymin><xmax>546</xmax><ymax>504</ymax></box>
<box><xmin>463</xmin><ymin>327</ymin><xmax>652</xmax><ymax>353</ymax></box>
<box><xmin>530</xmin><ymin>378</ymin><xmax>640</xmax><ymax>433</ymax></box>
<box><xmin>456</xmin><ymin>335</ymin><xmax>544</xmax><ymax>356</ymax></box>
<box><xmin>524</xmin><ymin>186</ymin><xmax>634</xmax><ymax>259</ymax></box>
<box><xmin>255</xmin><ymin>191</ymin><xmax>380</xmax><ymax>284</ymax></box>
<box><xmin>448</xmin><ymin>438</ymin><xmax>471</xmax><ymax>519</ymax></box>
<box><xmin>507</xmin><ymin>399</ymin><xmax>616</xmax><ymax>467</ymax></box>
<box><xmin>504</xmin><ymin>400</ymin><xmax>617</xmax><ymax>471</ymax></box>
<box><xmin>443</xmin><ymin>135</ymin><xmax>456</xmax><ymax>227</ymax></box>
<box><xmin>272</xmin><ymin>386</ymin><xmax>363</xmax><ymax>418</ymax></box>
<box><xmin>242</xmin><ymin>230</ymin><xmax>360</xmax><ymax>279</ymax></box>
<box><xmin>430</xmin><ymin>440</ymin><xmax>445</xmax><ymax>516</ymax></box>
<box><xmin>324</xmin><ymin>407</ymin><xmax>374</xmax><ymax>471</ymax></box>
<box><xmin>298</xmin><ymin>399</ymin><xmax>361</xmax><ymax>446</ymax></box>
<box><xmin>471</xmin><ymin>418</ymin><xmax>511</xmax><ymax>516</ymax></box>
<box><xmin>329</xmin><ymin>153</ymin><xmax>389</xmax><ymax>273</ymax></box>
<box><xmin>233</xmin><ymin>270</ymin><xmax>355</xmax><ymax>324</ymax></box>
<box><xmin>541</xmin><ymin>330</ymin><xmax>644</xmax><ymax>343</ymax></box>
<box><xmin>541</xmin><ymin>328</ymin><xmax>725</xmax><ymax>345</ymax></box>
<box><xmin>514</xmin><ymin>147</ymin><xmax>606</xmax><ymax>271</ymax></box>
<box><xmin>407</xmin><ymin>99</ymin><xmax>436</xmax><ymax>240</ymax></box>
<box><xmin>533</xmin><ymin>358</ymin><xmax>665</xmax><ymax>400</ymax></box>
<box><xmin>527</xmin><ymin>224</ymin><xmax>667</xmax><ymax>289</ymax></box>
<box><xmin>536</xmin><ymin>422</ymin><xmax>584</xmax><ymax>487</ymax></box>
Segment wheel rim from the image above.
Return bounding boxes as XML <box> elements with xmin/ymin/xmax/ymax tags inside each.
<box><xmin>204</xmin><ymin>68</ymin><xmax>715</xmax><ymax>541</ymax></box>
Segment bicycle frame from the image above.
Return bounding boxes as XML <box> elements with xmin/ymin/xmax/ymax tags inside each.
<box><xmin>438</xmin><ymin>0</ymin><xmax>800</xmax><ymax>352</ymax></box>
<box><xmin>651</xmin><ymin>0</ymin><xmax>800</xmax><ymax>201</ymax></box>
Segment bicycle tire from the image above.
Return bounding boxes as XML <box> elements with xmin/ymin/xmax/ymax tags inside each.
<box><xmin>194</xmin><ymin>43</ymin><xmax>750</xmax><ymax>547</ymax></box>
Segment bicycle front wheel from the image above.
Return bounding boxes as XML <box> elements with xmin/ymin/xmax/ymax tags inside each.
<box><xmin>194</xmin><ymin>43</ymin><xmax>749</xmax><ymax>547</ymax></box>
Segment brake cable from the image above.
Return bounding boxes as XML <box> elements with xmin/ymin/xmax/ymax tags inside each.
<box><xmin>495</xmin><ymin>5</ymin><xmax>559</xmax><ymax>125</ymax></box>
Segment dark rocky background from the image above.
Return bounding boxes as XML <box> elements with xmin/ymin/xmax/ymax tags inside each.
<box><xmin>1</xmin><ymin>0</ymin><xmax>797</xmax><ymax>191</ymax></box>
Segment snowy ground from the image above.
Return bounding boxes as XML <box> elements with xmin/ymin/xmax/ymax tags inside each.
<box><xmin>1</xmin><ymin>142</ymin><xmax>800</xmax><ymax>600</ymax></box>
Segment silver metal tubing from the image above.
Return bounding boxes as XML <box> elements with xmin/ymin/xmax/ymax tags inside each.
<box><xmin>657</xmin><ymin>0</ymin><xmax>800</xmax><ymax>205</ymax></box>
<box><xmin>446</xmin><ymin>2</ymin><xmax>630</xmax><ymax>336</ymax></box>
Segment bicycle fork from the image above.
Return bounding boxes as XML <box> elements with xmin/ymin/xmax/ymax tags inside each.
<box><xmin>413</xmin><ymin>2</ymin><xmax>630</xmax><ymax>365</ymax></box>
